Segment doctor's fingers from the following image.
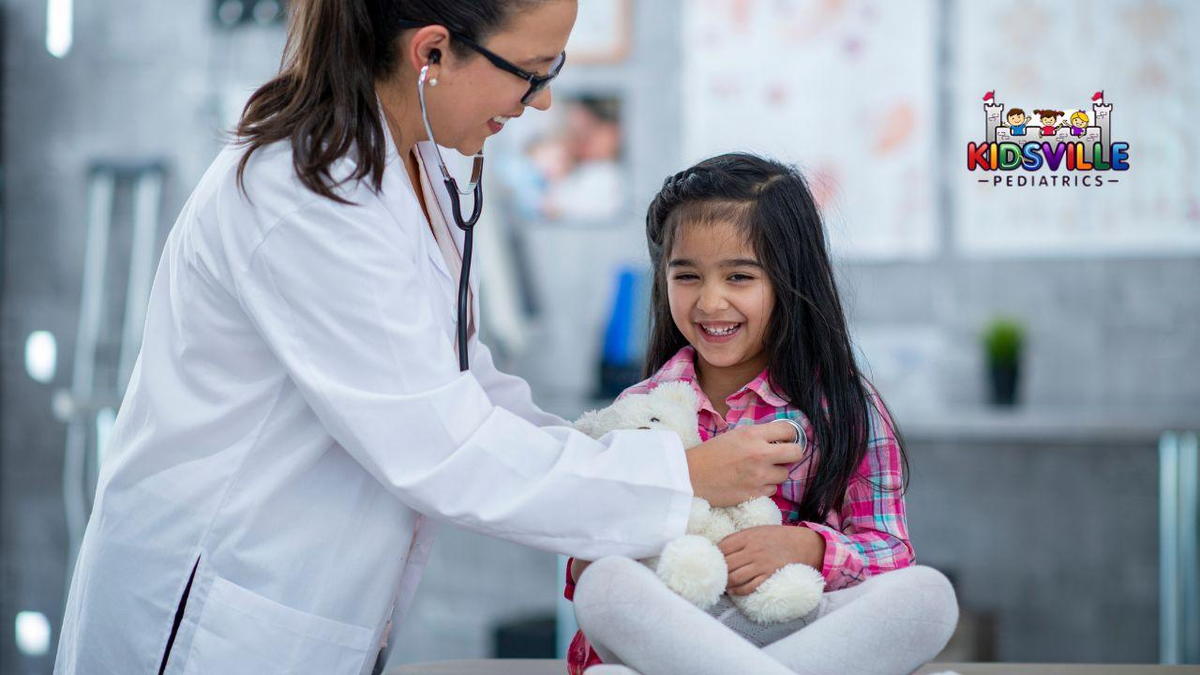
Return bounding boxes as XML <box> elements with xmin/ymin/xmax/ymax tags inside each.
<box><xmin>760</xmin><ymin>457</ymin><xmax>796</xmax><ymax>485</ymax></box>
<box><xmin>760</xmin><ymin>440</ymin><xmax>804</xmax><ymax>467</ymax></box>
<box><xmin>740</xmin><ymin>462</ymin><xmax>789</xmax><ymax>496</ymax></box>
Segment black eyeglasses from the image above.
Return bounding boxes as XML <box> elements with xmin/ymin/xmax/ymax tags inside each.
<box><xmin>396</xmin><ymin>21</ymin><xmax>566</xmax><ymax>105</ymax></box>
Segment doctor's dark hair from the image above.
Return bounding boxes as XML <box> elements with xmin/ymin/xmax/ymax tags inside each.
<box><xmin>235</xmin><ymin>0</ymin><xmax>543</xmax><ymax>204</ymax></box>
<box><xmin>644</xmin><ymin>153</ymin><xmax>909</xmax><ymax>521</ymax></box>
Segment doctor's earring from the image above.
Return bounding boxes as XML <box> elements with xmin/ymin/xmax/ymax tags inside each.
<box><xmin>427</xmin><ymin>50</ymin><xmax>441</xmax><ymax>86</ymax></box>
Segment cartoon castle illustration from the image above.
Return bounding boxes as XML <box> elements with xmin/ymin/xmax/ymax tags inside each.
<box><xmin>983</xmin><ymin>91</ymin><xmax>1113</xmax><ymax>164</ymax></box>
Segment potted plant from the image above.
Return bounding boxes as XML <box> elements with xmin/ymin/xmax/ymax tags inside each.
<box><xmin>983</xmin><ymin>317</ymin><xmax>1024</xmax><ymax>406</ymax></box>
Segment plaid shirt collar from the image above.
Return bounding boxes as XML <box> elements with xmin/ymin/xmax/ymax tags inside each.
<box><xmin>649</xmin><ymin>346</ymin><xmax>790</xmax><ymax>411</ymax></box>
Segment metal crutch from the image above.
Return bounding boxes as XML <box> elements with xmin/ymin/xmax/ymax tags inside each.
<box><xmin>1160</xmin><ymin>429</ymin><xmax>1200</xmax><ymax>664</ymax></box>
<box><xmin>57</xmin><ymin>161</ymin><xmax>166</xmax><ymax>581</ymax></box>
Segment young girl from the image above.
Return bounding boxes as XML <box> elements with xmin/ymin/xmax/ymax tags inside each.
<box><xmin>1034</xmin><ymin>108</ymin><xmax>1066</xmax><ymax>136</ymax></box>
<box><xmin>563</xmin><ymin>154</ymin><xmax>958</xmax><ymax>674</ymax></box>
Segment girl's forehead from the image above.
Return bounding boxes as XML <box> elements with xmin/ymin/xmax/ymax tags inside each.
<box><xmin>670</xmin><ymin>219</ymin><xmax>755</xmax><ymax>257</ymax></box>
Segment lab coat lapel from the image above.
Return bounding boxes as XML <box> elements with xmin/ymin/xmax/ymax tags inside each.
<box><xmin>414</xmin><ymin>141</ymin><xmax>479</xmax><ymax>345</ymax></box>
<box><xmin>374</xmin><ymin>131</ymin><xmax>479</xmax><ymax>346</ymax></box>
<box><xmin>373</xmin><ymin>118</ymin><xmax>454</xmax><ymax>285</ymax></box>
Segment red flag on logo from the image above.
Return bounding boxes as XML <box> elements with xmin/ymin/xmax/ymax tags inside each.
<box><xmin>983</xmin><ymin>90</ymin><xmax>995</xmax><ymax>101</ymax></box>
<box><xmin>1092</xmin><ymin>90</ymin><xmax>1104</xmax><ymax>101</ymax></box>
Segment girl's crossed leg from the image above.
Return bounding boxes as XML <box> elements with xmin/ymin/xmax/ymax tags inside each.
<box><xmin>574</xmin><ymin>556</ymin><xmax>958</xmax><ymax>675</ymax></box>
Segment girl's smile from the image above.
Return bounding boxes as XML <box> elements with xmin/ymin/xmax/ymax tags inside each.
<box><xmin>697</xmin><ymin>322</ymin><xmax>742</xmax><ymax>342</ymax></box>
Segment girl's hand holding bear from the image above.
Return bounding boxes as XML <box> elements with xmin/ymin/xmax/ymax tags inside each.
<box><xmin>720</xmin><ymin>525</ymin><xmax>826</xmax><ymax>595</ymax></box>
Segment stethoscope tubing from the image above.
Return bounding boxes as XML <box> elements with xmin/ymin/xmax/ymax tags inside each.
<box><xmin>417</xmin><ymin>62</ymin><xmax>484</xmax><ymax>372</ymax></box>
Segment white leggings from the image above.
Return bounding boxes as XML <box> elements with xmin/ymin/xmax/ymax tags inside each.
<box><xmin>573</xmin><ymin>557</ymin><xmax>958</xmax><ymax>675</ymax></box>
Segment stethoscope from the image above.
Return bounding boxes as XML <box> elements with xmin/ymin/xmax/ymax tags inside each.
<box><xmin>417</xmin><ymin>54</ymin><xmax>483</xmax><ymax>372</ymax></box>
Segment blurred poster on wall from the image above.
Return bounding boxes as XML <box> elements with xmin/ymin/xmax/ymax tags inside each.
<box><xmin>682</xmin><ymin>0</ymin><xmax>939</xmax><ymax>261</ymax></box>
<box><xmin>953</xmin><ymin>0</ymin><xmax>1200</xmax><ymax>257</ymax></box>
<box><xmin>566</xmin><ymin>0</ymin><xmax>631</xmax><ymax>63</ymax></box>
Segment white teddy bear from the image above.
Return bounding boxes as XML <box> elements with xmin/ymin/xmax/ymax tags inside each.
<box><xmin>574</xmin><ymin>381</ymin><xmax>825</xmax><ymax>624</ymax></box>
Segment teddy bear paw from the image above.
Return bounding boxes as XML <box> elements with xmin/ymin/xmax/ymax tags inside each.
<box><xmin>655</xmin><ymin>534</ymin><xmax>727</xmax><ymax>609</ymax></box>
<box><xmin>729</xmin><ymin>563</ymin><xmax>824</xmax><ymax>623</ymax></box>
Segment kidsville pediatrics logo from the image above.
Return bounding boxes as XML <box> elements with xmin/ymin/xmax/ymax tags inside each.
<box><xmin>968</xmin><ymin>90</ymin><xmax>1130</xmax><ymax>188</ymax></box>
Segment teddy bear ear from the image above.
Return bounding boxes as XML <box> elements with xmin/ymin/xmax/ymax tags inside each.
<box><xmin>573</xmin><ymin>410</ymin><xmax>605</xmax><ymax>438</ymax></box>
<box><xmin>653</xmin><ymin>381</ymin><xmax>699</xmax><ymax>409</ymax></box>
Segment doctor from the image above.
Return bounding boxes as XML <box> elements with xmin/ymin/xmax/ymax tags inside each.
<box><xmin>54</xmin><ymin>1</ymin><xmax>805</xmax><ymax>673</ymax></box>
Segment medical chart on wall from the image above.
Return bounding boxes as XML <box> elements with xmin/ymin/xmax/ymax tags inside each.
<box><xmin>953</xmin><ymin>0</ymin><xmax>1200</xmax><ymax>256</ymax></box>
<box><xmin>682</xmin><ymin>0</ymin><xmax>940</xmax><ymax>260</ymax></box>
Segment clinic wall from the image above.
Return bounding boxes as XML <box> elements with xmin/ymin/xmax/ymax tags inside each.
<box><xmin>838</xmin><ymin>258</ymin><xmax>1200</xmax><ymax>413</ymax></box>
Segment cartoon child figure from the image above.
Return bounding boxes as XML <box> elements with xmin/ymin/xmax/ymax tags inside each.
<box><xmin>1005</xmin><ymin>108</ymin><xmax>1029</xmax><ymax>135</ymax></box>
<box><xmin>1067</xmin><ymin>111</ymin><xmax>1089</xmax><ymax>136</ymax></box>
<box><xmin>1033</xmin><ymin>109</ymin><xmax>1065</xmax><ymax>136</ymax></box>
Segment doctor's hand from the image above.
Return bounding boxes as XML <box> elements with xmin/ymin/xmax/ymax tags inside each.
<box><xmin>686</xmin><ymin>421</ymin><xmax>803</xmax><ymax>507</ymax></box>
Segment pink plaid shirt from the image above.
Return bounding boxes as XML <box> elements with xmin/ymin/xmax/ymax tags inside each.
<box><xmin>565</xmin><ymin>346</ymin><xmax>914</xmax><ymax>673</ymax></box>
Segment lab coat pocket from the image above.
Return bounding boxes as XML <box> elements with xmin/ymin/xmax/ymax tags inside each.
<box><xmin>182</xmin><ymin>574</ymin><xmax>375</xmax><ymax>675</ymax></box>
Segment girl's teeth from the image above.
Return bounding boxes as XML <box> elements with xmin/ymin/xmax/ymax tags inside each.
<box><xmin>702</xmin><ymin>324</ymin><xmax>740</xmax><ymax>336</ymax></box>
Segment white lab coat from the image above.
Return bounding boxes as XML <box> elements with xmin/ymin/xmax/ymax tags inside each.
<box><xmin>53</xmin><ymin>134</ymin><xmax>692</xmax><ymax>674</ymax></box>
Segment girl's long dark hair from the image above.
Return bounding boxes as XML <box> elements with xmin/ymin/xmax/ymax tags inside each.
<box><xmin>644</xmin><ymin>153</ymin><xmax>909</xmax><ymax>521</ymax></box>
<box><xmin>235</xmin><ymin>0</ymin><xmax>537</xmax><ymax>204</ymax></box>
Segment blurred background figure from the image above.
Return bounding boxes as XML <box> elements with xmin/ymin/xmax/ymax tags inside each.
<box><xmin>2</xmin><ymin>0</ymin><xmax>1199</xmax><ymax>673</ymax></box>
<box><xmin>496</xmin><ymin>95</ymin><xmax>625</xmax><ymax>225</ymax></box>
<box><xmin>541</xmin><ymin>96</ymin><xmax>625</xmax><ymax>223</ymax></box>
